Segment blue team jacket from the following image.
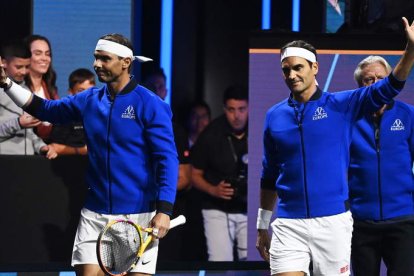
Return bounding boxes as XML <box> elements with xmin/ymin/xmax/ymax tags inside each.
<box><xmin>349</xmin><ymin>101</ymin><xmax>414</xmax><ymax>220</ymax></box>
<box><xmin>261</xmin><ymin>75</ymin><xmax>403</xmax><ymax>219</ymax></box>
<box><xmin>26</xmin><ymin>78</ymin><xmax>178</xmax><ymax>215</ymax></box>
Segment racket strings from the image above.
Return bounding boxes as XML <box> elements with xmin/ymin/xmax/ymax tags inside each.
<box><xmin>100</xmin><ymin>221</ymin><xmax>141</xmax><ymax>274</ymax></box>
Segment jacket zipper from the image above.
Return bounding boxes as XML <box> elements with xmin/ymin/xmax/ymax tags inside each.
<box><xmin>373</xmin><ymin>116</ymin><xmax>383</xmax><ymax>219</ymax></box>
<box><xmin>294</xmin><ymin>104</ymin><xmax>310</xmax><ymax>218</ymax></box>
<box><xmin>107</xmin><ymin>95</ymin><xmax>115</xmax><ymax>213</ymax></box>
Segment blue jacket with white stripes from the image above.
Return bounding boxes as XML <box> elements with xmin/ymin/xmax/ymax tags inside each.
<box><xmin>25</xmin><ymin>78</ymin><xmax>178</xmax><ymax>215</ymax></box>
<box><xmin>349</xmin><ymin>100</ymin><xmax>414</xmax><ymax>220</ymax></box>
<box><xmin>261</xmin><ymin>74</ymin><xmax>404</xmax><ymax>219</ymax></box>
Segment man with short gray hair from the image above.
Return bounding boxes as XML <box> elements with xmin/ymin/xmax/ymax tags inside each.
<box><xmin>349</xmin><ymin>55</ymin><xmax>414</xmax><ymax>275</ymax></box>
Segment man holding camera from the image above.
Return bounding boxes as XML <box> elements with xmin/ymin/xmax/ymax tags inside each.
<box><xmin>191</xmin><ymin>85</ymin><xmax>248</xmax><ymax>261</ymax></box>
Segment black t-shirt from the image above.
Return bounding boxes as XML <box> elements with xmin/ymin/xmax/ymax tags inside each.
<box><xmin>190</xmin><ymin>115</ymin><xmax>247</xmax><ymax>213</ymax></box>
<box><xmin>49</xmin><ymin>122</ymin><xmax>86</xmax><ymax>147</ymax></box>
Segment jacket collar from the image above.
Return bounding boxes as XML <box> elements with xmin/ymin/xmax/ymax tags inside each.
<box><xmin>105</xmin><ymin>76</ymin><xmax>138</xmax><ymax>99</ymax></box>
<box><xmin>118</xmin><ymin>76</ymin><xmax>138</xmax><ymax>95</ymax></box>
<box><xmin>288</xmin><ymin>87</ymin><xmax>322</xmax><ymax>107</ymax></box>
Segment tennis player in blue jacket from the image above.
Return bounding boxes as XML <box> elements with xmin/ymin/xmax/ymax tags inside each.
<box><xmin>349</xmin><ymin>55</ymin><xmax>414</xmax><ymax>276</ymax></box>
<box><xmin>0</xmin><ymin>33</ymin><xmax>178</xmax><ymax>276</ymax></box>
<box><xmin>256</xmin><ymin>17</ymin><xmax>414</xmax><ymax>276</ymax></box>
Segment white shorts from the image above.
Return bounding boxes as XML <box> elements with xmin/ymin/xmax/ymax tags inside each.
<box><xmin>269</xmin><ymin>211</ymin><xmax>353</xmax><ymax>276</ymax></box>
<box><xmin>71</xmin><ymin>208</ymin><xmax>158</xmax><ymax>275</ymax></box>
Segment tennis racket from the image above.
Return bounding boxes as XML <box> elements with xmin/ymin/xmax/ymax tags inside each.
<box><xmin>97</xmin><ymin>214</ymin><xmax>186</xmax><ymax>276</ymax></box>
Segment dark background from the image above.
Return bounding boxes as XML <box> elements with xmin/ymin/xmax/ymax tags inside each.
<box><xmin>1</xmin><ymin>0</ymin><xmax>413</xmax><ymax>270</ymax></box>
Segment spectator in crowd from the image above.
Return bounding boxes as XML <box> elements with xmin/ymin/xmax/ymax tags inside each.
<box><xmin>191</xmin><ymin>85</ymin><xmax>248</xmax><ymax>261</ymax></box>
<box><xmin>48</xmin><ymin>68</ymin><xmax>96</xmax><ymax>156</ymax></box>
<box><xmin>186</xmin><ymin>101</ymin><xmax>211</xmax><ymax>148</ymax></box>
<box><xmin>24</xmin><ymin>34</ymin><xmax>59</xmax><ymax>142</ymax></box>
<box><xmin>349</xmin><ymin>55</ymin><xmax>414</xmax><ymax>275</ymax></box>
<box><xmin>143</xmin><ymin>68</ymin><xmax>168</xmax><ymax>100</ymax></box>
<box><xmin>0</xmin><ymin>39</ymin><xmax>56</xmax><ymax>158</ymax></box>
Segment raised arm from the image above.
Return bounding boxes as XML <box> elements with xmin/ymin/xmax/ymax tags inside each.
<box><xmin>393</xmin><ymin>17</ymin><xmax>414</xmax><ymax>81</ymax></box>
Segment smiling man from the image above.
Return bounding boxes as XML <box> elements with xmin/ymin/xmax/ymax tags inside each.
<box><xmin>0</xmin><ymin>33</ymin><xmax>178</xmax><ymax>276</ymax></box>
<box><xmin>256</xmin><ymin>17</ymin><xmax>414</xmax><ymax>276</ymax></box>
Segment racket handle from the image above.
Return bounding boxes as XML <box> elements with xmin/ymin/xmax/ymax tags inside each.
<box><xmin>170</xmin><ymin>215</ymin><xmax>186</xmax><ymax>229</ymax></box>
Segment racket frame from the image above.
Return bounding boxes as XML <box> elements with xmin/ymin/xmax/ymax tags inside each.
<box><xmin>96</xmin><ymin>215</ymin><xmax>186</xmax><ymax>276</ymax></box>
<box><xmin>96</xmin><ymin>219</ymin><xmax>145</xmax><ymax>276</ymax></box>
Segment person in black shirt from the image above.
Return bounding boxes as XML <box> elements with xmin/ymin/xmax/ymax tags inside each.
<box><xmin>191</xmin><ymin>85</ymin><xmax>248</xmax><ymax>261</ymax></box>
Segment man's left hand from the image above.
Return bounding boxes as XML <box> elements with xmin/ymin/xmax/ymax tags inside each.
<box><xmin>149</xmin><ymin>212</ymin><xmax>170</xmax><ymax>239</ymax></box>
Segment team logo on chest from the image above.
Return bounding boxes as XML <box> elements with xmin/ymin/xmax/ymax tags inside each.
<box><xmin>121</xmin><ymin>105</ymin><xmax>136</xmax><ymax>119</ymax></box>
<box><xmin>390</xmin><ymin>119</ymin><xmax>404</xmax><ymax>131</ymax></box>
<box><xmin>312</xmin><ymin>107</ymin><xmax>328</xmax><ymax>120</ymax></box>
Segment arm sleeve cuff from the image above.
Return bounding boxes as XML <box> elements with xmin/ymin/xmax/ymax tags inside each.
<box><xmin>260</xmin><ymin>178</ymin><xmax>277</xmax><ymax>190</ymax></box>
<box><xmin>389</xmin><ymin>73</ymin><xmax>406</xmax><ymax>90</ymax></box>
<box><xmin>16</xmin><ymin>117</ymin><xmax>23</xmax><ymax>129</ymax></box>
<box><xmin>156</xmin><ymin>200</ymin><xmax>174</xmax><ymax>216</ymax></box>
<box><xmin>23</xmin><ymin>94</ymin><xmax>44</xmax><ymax>115</ymax></box>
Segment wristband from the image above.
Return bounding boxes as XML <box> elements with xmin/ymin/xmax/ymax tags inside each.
<box><xmin>3</xmin><ymin>80</ymin><xmax>32</xmax><ymax>107</ymax></box>
<box><xmin>256</xmin><ymin>208</ymin><xmax>273</xmax><ymax>230</ymax></box>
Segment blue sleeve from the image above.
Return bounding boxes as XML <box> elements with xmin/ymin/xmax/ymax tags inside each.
<box><xmin>334</xmin><ymin>75</ymin><xmax>405</xmax><ymax>120</ymax></box>
<box><xmin>142</xmin><ymin>97</ymin><xmax>178</xmax><ymax>214</ymax></box>
<box><xmin>366</xmin><ymin>74</ymin><xmax>405</xmax><ymax>111</ymax></box>
<box><xmin>408</xmin><ymin>105</ymin><xmax>414</xmax><ymax>162</ymax></box>
<box><xmin>24</xmin><ymin>92</ymin><xmax>86</xmax><ymax>124</ymax></box>
<box><xmin>261</xmin><ymin>112</ymin><xmax>278</xmax><ymax>191</ymax></box>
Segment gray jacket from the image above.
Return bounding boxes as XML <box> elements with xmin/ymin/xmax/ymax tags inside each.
<box><xmin>0</xmin><ymin>85</ymin><xmax>46</xmax><ymax>155</ymax></box>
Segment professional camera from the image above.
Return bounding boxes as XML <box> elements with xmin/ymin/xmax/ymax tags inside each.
<box><xmin>225</xmin><ymin>175</ymin><xmax>247</xmax><ymax>202</ymax></box>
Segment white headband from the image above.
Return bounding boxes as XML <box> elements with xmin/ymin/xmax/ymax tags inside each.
<box><xmin>280</xmin><ymin>47</ymin><xmax>316</xmax><ymax>63</ymax></box>
<box><xmin>95</xmin><ymin>39</ymin><xmax>153</xmax><ymax>62</ymax></box>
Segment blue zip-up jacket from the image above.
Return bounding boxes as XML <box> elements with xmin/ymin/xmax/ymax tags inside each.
<box><xmin>25</xmin><ymin>78</ymin><xmax>178</xmax><ymax>215</ymax></box>
<box><xmin>261</xmin><ymin>75</ymin><xmax>404</xmax><ymax>219</ymax></box>
<box><xmin>349</xmin><ymin>101</ymin><xmax>414</xmax><ymax>220</ymax></box>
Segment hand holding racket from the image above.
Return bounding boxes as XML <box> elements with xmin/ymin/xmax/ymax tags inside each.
<box><xmin>97</xmin><ymin>214</ymin><xmax>186</xmax><ymax>276</ymax></box>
